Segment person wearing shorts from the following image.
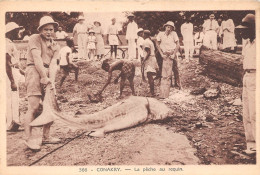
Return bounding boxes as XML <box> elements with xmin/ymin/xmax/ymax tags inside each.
<box><xmin>107</xmin><ymin>18</ymin><xmax>122</xmax><ymax>59</ymax></box>
<box><xmin>24</xmin><ymin>16</ymin><xmax>61</xmax><ymax>150</ymax></box>
<box><xmin>59</xmin><ymin>38</ymin><xmax>79</xmax><ymax>87</ymax></box>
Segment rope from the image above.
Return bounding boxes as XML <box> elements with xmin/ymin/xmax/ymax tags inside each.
<box><xmin>29</xmin><ymin>130</ymin><xmax>91</xmax><ymax>166</ymax></box>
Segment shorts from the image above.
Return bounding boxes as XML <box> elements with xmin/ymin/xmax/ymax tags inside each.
<box><xmin>121</xmin><ymin>61</ymin><xmax>135</xmax><ymax>78</ymax></box>
<box><xmin>25</xmin><ymin>66</ymin><xmax>47</xmax><ymax>97</ymax></box>
<box><xmin>144</xmin><ymin>55</ymin><xmax>158</xmax><ymax>75</ymax></box>
<box><xmin>109</xmin><ymin>35</ymin><xmax>119</xmax><ymax>46</ymax></box>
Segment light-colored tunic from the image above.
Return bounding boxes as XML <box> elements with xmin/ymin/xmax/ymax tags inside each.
<box><xmin>93</xmin><ymin>26</ymin><xmax>105</xmax><ymax>55</ymax></box>
<box><xmin>107</xmin><ymin>24</ymin><xmax>119</xmax><ymax>45</ymax></box>
<box><xmin>219</xmin><ymin>19</ymin><xmax>236</xmax><ymax>49</ymax></box>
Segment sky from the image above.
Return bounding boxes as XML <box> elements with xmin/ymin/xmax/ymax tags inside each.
<box><xmin>83</xmin><ymin>12</ymin><xmax>127</xmax><ymax>34</ymax></box>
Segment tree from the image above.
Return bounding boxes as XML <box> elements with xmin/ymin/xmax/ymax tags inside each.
<box><xmin>5</xmin><ymin>12</ymin><xmax>81</xmax><ymax>34</ymax></box>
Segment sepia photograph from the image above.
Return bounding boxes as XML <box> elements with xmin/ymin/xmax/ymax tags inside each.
<box><xmin>0</xmin><ymin>1</ymin><xmax>259</xmax><ymax>175</ymax></box>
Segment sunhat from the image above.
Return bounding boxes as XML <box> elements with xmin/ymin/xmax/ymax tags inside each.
<box><xmin>163</xmin><ymin>21</ymin><xmax>175</xmax><ymax>28</ymax></box>
<box><xmin>88</xmin><ymin>29</ymin><xmax>95</xmax><ymax>34</ymax></box>
<box><xmin>37</xmin><ymin>16</ymin><xmax>58</xmax><ymax>31</ymax></box>
<box><xmin>236</xmin><ymin>14</ymin><xmax>255</xmax><ymax>29</ymax></box>
<box><xmin>94</xmin><ymin>21</ymin><xmax>101</xmax><ymax>26</ymax></box>
<box><xmin>6</xmin><ymin>22</ymin><xmax>23</xmax><ymax>33</ymax></box>
<box><xmin>78</xmin><ymin>16</ymin><xmax>85</xmax><ymax>21</ymax></box>
<box><xmin>143</xmin><ymin>30</ymin><xmax>151</xmax><ymax>35</ymax></box>
<box><xmin>137</xmin><ymin>28</ymin><xmax>144</xmax><ymax>34</ymax></box>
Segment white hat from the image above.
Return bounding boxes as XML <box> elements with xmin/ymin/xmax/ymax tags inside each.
<box><xmin>37</xmin><ymin>16</ymin><xmax>58</xmax><ymax>31</ymax></box>
<box><xmin>209</xmin><ymin>14</ymin><xmax>215</xmax><ymax>18</ymax></box>
<box><xmin>6</xmin><ymin>22</ymin><xmax>23</xmax><ymax>33</ymax></box>
<box><xmin>137</xmin><ymin>28</ymin><xmax>143</xmax><ymax>34</ymax></box>
<box><xmin>163</xmin><ymin>21</ymin><xmax>175</xmax><ymax>28</ymax></box>
<box><xmin>78</xmin><ymin>16</ymin><xmax>85</xmax><ymax>21</ymax></box>
<box><xmin>88</xmin><ymin>29</ymin><xmax>95</xmax><ymax>33</ymax></box>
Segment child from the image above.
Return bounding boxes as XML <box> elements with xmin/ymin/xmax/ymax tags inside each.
<box><xmin>87</xmin><ymin>29</ymin><xmax>96</xmax><ymax>60</ymax></box>
<box><xmin>59</xmin><ymin>38</ymin><xmax>79</xmax><ymax>87</ymax></box>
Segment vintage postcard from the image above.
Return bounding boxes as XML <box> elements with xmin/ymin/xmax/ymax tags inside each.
<box><xmin>0</xmin><ymin>0</ymin><xmax>259</xmax><ymax>175</ymax></box>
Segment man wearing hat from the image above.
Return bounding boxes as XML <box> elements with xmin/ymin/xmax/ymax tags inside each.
<box><xmin>236</xmin><ymin>14</ymin><xmax>256</xmax><ymax>155</ymax></box>
<box><xmin>202</xmin><ymin>14</ymin><xmax>219</xmax><ymax>50</ymax></box>
<box><xmin>24</xmin><ymin>16</ymin><xmax>61</xmax><ymax>150</ymax></box>
<box><xmin>73</xmin><ymin>16</ymin><xmax>89</xmax><ymax>60</ymax></box>
<box><xmin>126</xmin><ymin>13</ymin><xmax>138</xmax><ymax>60</ymax></box>
<box><xmin>181</xmin><ymin>16</ymin><xmax>194</xmax><ymax>62</ymax></box>
<box><xmin>156</xmin><ymin>21</ymin><xmax>180</xmax><ymax>98</ymax></box>
<box><xmin>6</xmin><ymin>22</ymin><xmax>23</xmax><ymax>131</ymax></box>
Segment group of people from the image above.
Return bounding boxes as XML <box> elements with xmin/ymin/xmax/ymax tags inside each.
<box><xmin>5</xmin><ymin>13</ymin><xmax>256</xmax><ymax>156</ymax></box>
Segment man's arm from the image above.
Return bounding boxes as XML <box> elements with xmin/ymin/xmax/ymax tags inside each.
<box><xmin>31</xmin><ymin>49</ymin><xmax>50</xmax><ymax>85</ymax></box>
<box><xmin>155</xmin><ymin>40</ymin><xmax>165</xmax><ymax>57</ymax></box>
<box><xmin>49</xmin><ymin>46</ymin><xmax>60</xmax><ymax>84</ymax></box>
<box><xmin>6</xmin><ymin>53</ymin><xmax>17</xmax><ymax>91</ymax></box>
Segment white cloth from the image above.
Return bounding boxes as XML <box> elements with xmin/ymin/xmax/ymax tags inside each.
<box><xmin>77</xmin><ymin>33</ymin><xmax>87</xmax><ymax>59</ymax></box>
<box><xmin>181</xmin><ymin>22</ymin><xmax>194</xmax><ymax>41</ymax></box>
<box><xmin>203</xmin><ymin>19</ymin><xmax>219</xmax><ymax>32</ymax></box>
<box><xmin>59</xmin><ymin>46</ymin><xmax>72</xmax><ymax>66</ymax></box>
<box><xmin>203</xmin><ymin>30</ymin><xmax>218</xmax><ymax>50</ymax></box>
<box><xmin>143</xmin><ymin>38</ymin><xmax>155</xmax><ymax>56</ymax></box>
<box><xmin>242</xmin><ymin>39</ymin><xmax>256</xmax><ymax>69</ymax></box>
<box><xmin>107</xmin><ymin>24</ymin><xmax>119</xmax><ymax>45</ymax></box>
<box><xmin>219</xmin><ymin>19</ymin><xmax>236</xmax><ymax>49</ymax></box>
<box><xmin>194</xmin><ymin>32</ymin><xmax>204</xmax><ymax>45</ymax></box>
<box><xmin>56</xmin><ymin>31</ymin><xmax>68</xmax><ymax>39</ymax></box>
<box><xmin>87</xmin><ymin>35</ymin><xmax>96</xmax><ymax>49</ymax></box>
<box><xmin>137</xmin><ymin>36</ymin><xmax>144</xmax><ymax>61</ymax></box>
<box><xmin>156</xmin><ymin>31</ymin><xmax>179</xmax><ymax>53</ymax></box>
<box><xmin>181</xmin><ymin>22</ymin><xmax>194</xmax><ymax>59</ymax></box>
<box><xmin>126</xmin><ymin>21</ymin><xmax>138</xmax><ymax>40</ymax></box>
<box><xmin>127</xmin><ymin>39</ymin><xmax>136</xmax><ymax>59</ymax></box>
<box><xmin>73</xmin><ymin>23</ymin><xmax>88</xmax><ymax>34</ymax></box>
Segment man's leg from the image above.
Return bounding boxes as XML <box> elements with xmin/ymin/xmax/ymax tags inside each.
<box><xmin>114</xmin><ymin>45</ymin><xmax>118</xmax><ymax>59</ymax></box>
<box><xmin>24</xmin><ymin>95</ymin><xmax>41</xmax><ymax>149</ymax></box>
<box><xmin>189</xmin><ymin>40</ymin><xmax>194</xmax><ymax>58</ymax></box>
<box><xmin>60</xmin><ymin>68</ymin><xmax>69</xmax><ymax>87</ymax></box>
<box><xmin>212</xmin><ymin>32</ymin><xmax>218</xmax><ymax>50</ymax></box>
<box><xmin>184</xmin><ymin>40</ymin><xmax>189</xmax><ymax>62</ymax></box>
<box><xmin>203</xmin><ymin>32</ymin><xmax>210</xmax><ymax>48</ymax></box>
<box><xmin>147</xmin><ymin>72</ymin><xmax>155</xmax><ymax>96</ymax></box>
<box><xmin>110</xmin><ymin>45</ymin><xmax>114</xmax><ymax>58</ymax></box>
<box><xmin>119</xmin><ymin>76</ymin><xmax>126</xmax><ymax>97</ymax></box>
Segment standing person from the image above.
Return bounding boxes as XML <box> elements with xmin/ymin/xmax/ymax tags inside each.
<box><xmin>181</xmin><ymin>16</ymin><xmax>194</xmax><ymax>62</ymax></box>
<box><xmin>107</xmin><ymin>18</ymin><xmax>122</xmax><ymax>59</ymax></box>
<box><xmin>125</xmin><ymin>13</ymin><xmax>138</xmax><ymax>60</ymax></box>
<box><xmin>236</xmin><ymin>14</ymin><xmax>256</xmax><ymax>155</ymax></box>
<box><xmin>93</xmin><ymin>21</ymin><xmax>105</xmax><ymax>60</ymax></box>
<box><xmin>137</xmin><ymin>28</ymin><xmax>144</xmax><ymax>62</ymax></box>
<box><xmin>87</xmin><ymin>29</ymin><xmax>96</xmax><ymax>60</ymax></box>
<box><xmin>5</xmin><ymin>22</ymin><xmax>23</xmax><ymax>131</ymax></box>
<box><xmin>202</xmin><ymin>14</ymin><xmax>219</xmax><ymax>50</ymax></box>
<box><xmin>73</xmin><ymin>16</ymin><xmax>88</xmax><ymax>60</ymax></box>
<box><xmin>156</xmin><ymin>21</ymin><xmax>180</xmax><ymax>98</ymax></box>
<box><xmin>142</xmin><ymin>30</ymin><xmax>159</xmax><ymax>97</ymax></box>
<box><xmin>24</xmin><ymin>16</ymin><xmax>61</xmax><ymax>150</ymax></box>
<box><xmin>219</xmin><ymin>13</ymin><xmax>237</xmax><ymax>52</ymax></box>
<box><xmin>194</xmin><ymin>26</ymin><xmax>205</xmax><ymax>55</ymax></box>
<box><xmin>59</xmin><ymin>38</ymin><xmax>79</xmax><ymax>87</ymax></box>
<box><xmin>55</xmin><ymin>26</ymin><xmax>68</xmax><ymax>39</ymax></box>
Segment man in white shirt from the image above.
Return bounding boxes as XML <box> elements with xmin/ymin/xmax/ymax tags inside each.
<box><xmin>73</xmin><ymin>16</ymin><xmax>88</xmax><ymax>59</ymax></box>
<box><xmin>181</xmin><ymin>16</ymin><xmax>194</xmax><ymax>62</ymax></box>
<box><xmin>59</xmin><ymin>39</ymin><xmax>79</xmax><ymax>87</ymax></box>
<box><xmin>236</xmin><ymin>14</ymin><xmax>256</xmax><ymax>155</ymax></box>
<box><xmin>126</xmin><ymin>13</ymin><xmax>138</xmax><ymax>60</ymax></box>
<box><xmin>56</xmin><ymin>27</ymin><xmax>68</xmax><ymax>39</ymax></box>
<box><xmin>203</xmin><ymin>14</ymin><xmax>219</xmax><ymax>50</ymax></box>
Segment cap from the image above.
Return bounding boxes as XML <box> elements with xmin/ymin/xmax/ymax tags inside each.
<box><xmin>88</xmin><ymin>29</ymin><xmax>95</xmax><ymax>33</ymax></box>
<box><xmin>127</xmin><ymin>13</ymin><xmax>134</xmax><ymax>18</ymax></box>
<box><xmin>37</xmin><ymin>16</ymin><xmax>58</xmax><ymax>31</ymax></box>
<box><xmin>6</xmin><ymin>22</ymin><xmax>23</xmax><ymax>33</ymax></box>
<box><xmin>94</xmin><ymin>21</ymin><xmax>101</xmax><ymax>26</ymax></box>
<box><xmin>163</xmin><ymin>21</ymin><xmax>175</xmax><ymax>28</ymax></box>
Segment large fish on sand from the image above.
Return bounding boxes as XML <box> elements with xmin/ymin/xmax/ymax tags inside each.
<box><xmin>30</xmin><ymin>84</ymin><xmax>172</xmax><ymax>137</ymax></box>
